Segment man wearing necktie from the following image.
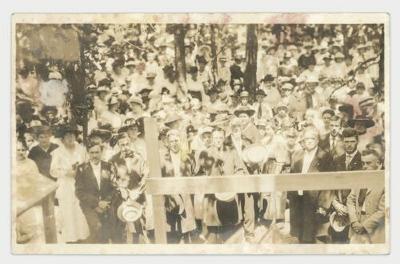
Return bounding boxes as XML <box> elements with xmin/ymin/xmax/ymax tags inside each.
<box><xmin>331</xmin><ymin>128</ymin><xmax>362</xmax><ymax>243</ymax></box>
<box><xmin>319</xmin><ymin>115</ymin><xmax>343</xmax><ymax>158</ymax></box>
<box><xmin>288</xmin><ymin>127</ymin><xmax>334</xmax><ymax>244</ymax></box>
<box><xmin>75</xmin><ymin>142</ymin><xmax>116</xmax><ymax>243</ymax></box>
<box><xmin>346</xmin><ymin>149</ymin><xmax>385</xmax><ymax>244</ymax></box>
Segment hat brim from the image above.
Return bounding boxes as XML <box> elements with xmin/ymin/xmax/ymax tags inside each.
<box><xmin>347</xmin><ymin>119</ymin><xmax>375</xmax><ymax>128</ymax></box>
<box><xmin>89</xmin><ymin>129</ymin><xmax>112</xmax><ymax>141</ymax></box>
<box><xmin>234</xmin><ymin>109</ymin><xmax>255</xmax><ymax>117</ymax></box>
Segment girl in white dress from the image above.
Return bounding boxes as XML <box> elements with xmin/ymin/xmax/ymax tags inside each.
<box><xmin>50</xmin><ymin>126</ymin><xmax>89</xmax><ymax>243</ymax></box>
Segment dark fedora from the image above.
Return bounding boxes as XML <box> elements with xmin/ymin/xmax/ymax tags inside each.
<box><xmin>255</xmin><ymin>89</ymin><xmax>267</xmax><ymax>97</ymax></box>
<box><xmin>347</xmin><ymin>115</ymin><xmax>375</xmax><ymax>129</ymax></box>
<box><xmin>89</xmin><ymin>127</ymin><xmax>113</xmax><ymax>142</ymax></box>
<box><xmin>33</xmin><ymin>125</ymin><xmax>53</xmax><ymax>136</ymax></box>
<box><xmin>233</xmin><ymin>106</ymin><xmax>255</xmax><ymax>117</ymax></box>
<box><xmin>54</xmin><ymin>123</ymin><xmax>81</xmax><ymax>138</ymax></box>
<box><xmin>118</xmin><ymin>118</ymin><xmax>138</xmax><ymax>133</ymax></box>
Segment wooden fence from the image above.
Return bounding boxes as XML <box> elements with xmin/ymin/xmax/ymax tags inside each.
<box><xmin>143</xmin><ymin>117</ymin><xmax>385</xmax><ymax>244</ymax></box>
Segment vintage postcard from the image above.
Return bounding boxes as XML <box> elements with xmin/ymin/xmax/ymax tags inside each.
<box><xmin>11</xmin><ymin>13</ymin><xmax>389</xmax><ymax>254</ymax></box>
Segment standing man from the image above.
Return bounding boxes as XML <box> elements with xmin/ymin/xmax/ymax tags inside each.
<box><xmin>202</xmin><ymin>127</ymin><xmax>247</xmax><ymax>243</ymax></box>
<box><xmin>319</xmin><ymin>115</ymin><xmax>343</xmax><ymax>159</ymax></box>
<box><xmin>330</xmin><ymin>128</ymin><xmax>363</xmax><ymax>243</ymax></box>
<box><xmin>225</xmin><ymin>118</ymin><xmax>255</xmax><ymax>243</ymax></box>
<box><xmin>160</xmin><ymin>129</ymin><xmax>197</xmax><ymax>243</ymax></box>
<box><xmin>75</xmin><ymin>142</ymin><xmax>116</xmax><ymax>243</ymax></box>
<box><xmin>346</xmin><ymin>149</ymin><xmax>385</xmax><ymax>244</ymax></box>
<box><xmin>288</xmin><ymin>126</ymin><xmax>334</xmax><ymax>243</ymax></box>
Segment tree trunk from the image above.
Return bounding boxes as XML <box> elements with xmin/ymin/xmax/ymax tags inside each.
<box><xmin>244</xmin><ymin>24</ymin><xmax>258</xmax><ymax>99</ymax></box>
<box><xmin>210</xmin><ymin>24</ymin><xmax>218</xmax><ymax>84</ymax></box>
<box><xmin>174</xmin><ymin>25</ymin><xmax>186</xmax><ymax>82</ymax></box>
<box><xmin>173</xmin><ymin>24</ymin><xmax>187</xmax><ymax>100</ymax></box>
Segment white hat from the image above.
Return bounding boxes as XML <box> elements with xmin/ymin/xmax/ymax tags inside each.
<box><xmin>335</xmin><ymin>52</ymin><xmax>345</xmax><ymax>59</ymax></box>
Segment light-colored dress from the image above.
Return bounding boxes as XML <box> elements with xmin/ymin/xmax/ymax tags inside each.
<box><xmin>50</xmin><ymin>143</ymin><xmax>89</xmax><ymax>242</ymax></box>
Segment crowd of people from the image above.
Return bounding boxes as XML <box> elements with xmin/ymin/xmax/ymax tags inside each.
<box><xmin>15</xmin><ymin>23</ymin><xmax>385</xmax><ymax>244</ymax></box>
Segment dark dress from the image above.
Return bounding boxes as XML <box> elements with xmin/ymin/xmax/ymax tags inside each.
<box><xmin>28</xmin><ymin>143</ymin><xmax>59</xmax><ymax>180</ymax></box>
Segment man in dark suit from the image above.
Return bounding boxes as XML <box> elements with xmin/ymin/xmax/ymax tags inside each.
<box><xmin>288</xmin><ymin>126</ymin><xmax>334</xmax><ymax>244</ymax></box>
<box><xmin>319</xmin><ymin>115</ymin><xmax>342</xmax><ymax>159</ymax></box>
<box><xmin>330</xmin><ymin>128</ymin><xmax>363</xmax><ymax>243</ymax></box>
<box><xmin>75</xmin><ymin>142</ymin><xmax>116</xmax><ymax>243</ymax></box>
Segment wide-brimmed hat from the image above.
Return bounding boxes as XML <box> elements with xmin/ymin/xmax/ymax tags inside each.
<box><xmin>146</xmin><ymin>72</ymin><xmax>157</xmax><ymax>79</ymax></box>
<box><xmin>329</xmin><ymin>211</ymin><xmax>349</xmax><ymax>232</ymax></box>
<box><xmin>263</xmin><ymin>74</ymin><xmax>275</xmax><ymax>82</ymax></box>
<box><xmin>125</xmin><ymin>59</ymin><xmax>136</xmax><ymax>67</ymax></box>
<box><xmin>198</xmin><ymin>126</ymin><xmax>213</xmax><ymax>136</ymax></box>
<box><xmin>242</xmin><ymin>144</ymin><xmax>269</xmax><ymax>165</ymax></box>
<box><xmin>254</xmin><ymin>119</ymin><xmax>268</xmax><ymax>127</ymax></box>
<box><xmin>359</xmin><ymin>96</ymin><xmax>376</xmax><ymax>108</ymax></box>
<box><xmin>127</xmin><ymin>96</ymin><xmax>144</xmax><ymax>107</ymax></box>
<box><xmin>320</xmin><ymin>109</ymin><xmax>335</xmax><ymax>119</ymax></box>
<box><xmin>32</xmin><ymin>125</ymin><xmax>52</xmax><ymax>136</ymax></box>
<box><xmin>210</xmin><ymin>114</ymin><xmax>231</xmax><ymax>128</ymax></box>
<box><xmin>117</xmin><ymin>201</ymin><xmax>143</xmax><ymax>223</ymax></box>
<box><xmin>219</xmin><ymin>56</ymin><xmax>228</xmax><ymax>62</ymax></box>
<box><xmin>234</xmin><ymin>106</ymin><xmax>255</xmax><ymax>117</ymax></box>
<box><xmin>275</xmin><ymin>102</ymin><xmax>288</xmax><ymax>112</ymax></box>
<box><xmin>347</xmin><ymin>115</ymin><xmax>375</xmax><ymax>128</ymax></box>
<box><xmin>303</xmin><ymin>41</ymin><xmax>314</xmax><ymax>48</ymax></box>
<box><xmin>86</xmin><ymin>84</ymin><xmax>97</xmax><ymax>93</ymax></box>
<box><xmin>215</xmin><ymin>192</ymin><xmax>236</xmax><ymax>202</ymax></box>
<box><xmin>281</xmin><ymin>83</ymin><xmax>294</xmax><ymax>91</ymax></box>
<box><xmin>40</xmin><ymin>105</ymin><xmax>58</xmax><ymax>116</ymax></box>
<box><xmin>137</xmin><ymin>87</ymin><xmax>152</xmax><ymax>95</ymax></box>
<box><xmin>335</xmin><ymin>52</ymin><xmax>345</xmax><ymax>59</ymax></box>
<box><xmin>97</xmin><ymin>85</ymin><xmax>110</xmax><ymax>93</ymax></box>
<box><xmin>164</xmin><ymin>114</ymin><xmax>182</xmax><ymax>126</ymax></box>
<box><xmin>89</xmin><ymin>127</ymin><xmax>113</xmax><ymax>142</ymax></box>
<box><xmin>54</xmin><ymin>123</ymin><xmax>81</xmax><ymax>138</ymax></box>
<box><xmin>323</xmin><ymin>54</ymin><xmax>334</xmax><ymax>61</ymax></box>
<box><xmin>239</xmin><ymin>91</ymin><xmax>250</xmax><ymax>98</ymax></box>
<box><xmin>107</xmin><ymin>96</ymin><xmax>119</xmax><ymax>106</ymax></box>
<box><xmin>255</xmin><ymin>89</ymin><xmax>267</xmax><ymax>97</ymax></box>
<box><xmin>338</xmin><ymin>104</ymin><xmax>354</xmax><ymax>117</ymax></box>
<box><xmin>118</xmin><ymin>118</ymin><xmax>138</xmax><ymax>133</ymax></box>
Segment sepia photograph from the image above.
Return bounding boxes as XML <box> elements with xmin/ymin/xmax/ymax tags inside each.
<box><xmin>11</xmin><ymin>13</ymin><xmax>389</xmax><ymax>254</ymax></box>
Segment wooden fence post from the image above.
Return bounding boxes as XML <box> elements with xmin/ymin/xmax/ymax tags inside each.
<box><xmin>41</xmin><ymin>191</ymin><xmax>57</xmax><ymax>243</ymax></box>
<box><xmin>143</xmin><ymin>117</ymin><xmax>167</xmax><ymax>244</ymax></box>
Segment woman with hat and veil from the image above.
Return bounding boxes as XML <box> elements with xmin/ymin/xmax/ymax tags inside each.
<box><xmin>50</xmin><ymin>124</ymin><xmax>89</xmax><ymax>243</ymax></box>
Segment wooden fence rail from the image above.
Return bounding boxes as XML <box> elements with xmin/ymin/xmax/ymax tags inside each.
<box><xmin>143</xmin><ymin>117</ymin><xmax>385</xmax><ymax>244</ymax></box>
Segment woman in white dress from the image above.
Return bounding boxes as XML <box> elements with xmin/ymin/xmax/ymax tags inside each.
<box><xmin>50</xmin><ymin>125</ymin><xmax>89</xmax><ymax>243</ymax></box>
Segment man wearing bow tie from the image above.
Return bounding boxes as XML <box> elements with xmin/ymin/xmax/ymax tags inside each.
<box><xmin>331</xmin><ymin>128</ymin><xmax>363</xmax><ymax>243</ymax></box>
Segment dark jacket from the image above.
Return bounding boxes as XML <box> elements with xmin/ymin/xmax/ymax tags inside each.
<box><xmin>288</xmin><ymin>147</ymin><xmax>334</xmax><ymax>242</ymax></box>
<box><xmin>75</xmin><ymin>161</ymin><xmax>115</xmax><ymax>210</ymax></box>
<box><xmin>332</xmin><ymin>151</ymin><xmax>362</xmax><ymax>205</ymax></box>
<box><xmin>28</xmin><ymin>143</ymin><xmax>59</xmax><ymax>180</ymax></box>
